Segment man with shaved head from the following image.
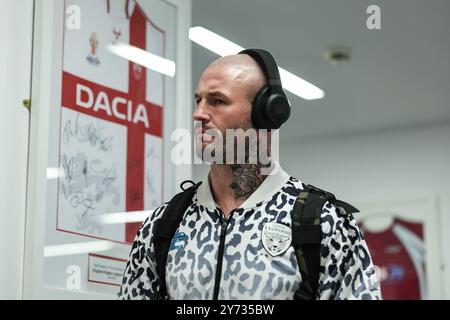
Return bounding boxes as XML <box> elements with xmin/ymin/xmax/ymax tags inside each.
<box><xmin>193</xmin><ymin>53</ymin><xmax>272</xmax><ymax>214</ymax></box>
<box><xmin>118</xmin><ymin>50</ymin><xmax>382</xmax><ymax>300</ymax></box>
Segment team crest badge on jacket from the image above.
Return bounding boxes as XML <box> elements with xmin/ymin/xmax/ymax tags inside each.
<box><xmin>262</xmin><ymin>222</ymin><xmax>292</xmax><ymax>256</ymax></box>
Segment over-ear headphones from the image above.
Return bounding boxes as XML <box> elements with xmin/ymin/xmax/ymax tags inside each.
<box><xmin>238</xmin><ymin>49</ymin><xmax>291</xmax><ymax>129</ymax></box>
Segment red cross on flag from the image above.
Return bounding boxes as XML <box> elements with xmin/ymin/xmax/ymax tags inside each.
<box><xmin>58</xmin><ymin>0</ymin><xmax>165</xmax><ymax>244</ymax></box>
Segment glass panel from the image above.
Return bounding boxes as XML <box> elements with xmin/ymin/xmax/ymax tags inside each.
<box><xmin>43</xmin><ymin>0</ymin><xmax>177</xmax><ymax>297</ymax></box>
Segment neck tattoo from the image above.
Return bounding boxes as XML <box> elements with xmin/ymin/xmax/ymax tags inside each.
<box><xmin>228</xmin><ymin>164</ymin><xmax>269</xmax><ymax>200</ymax></box>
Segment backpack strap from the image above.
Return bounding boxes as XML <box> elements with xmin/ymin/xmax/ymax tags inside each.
<box><xmin>291</xmin><ymin>184</ymin><xmax>359</xmax><ymax>300</ymax></box>
<box><xmin>153</xmin><ymin>181</ymin><xmax>201</xmax><ymax>300</ymax></box>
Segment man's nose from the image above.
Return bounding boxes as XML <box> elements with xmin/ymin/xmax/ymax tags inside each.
<box><xmin>193</xmin><ymin>101</ymin><xmax>210</xmax><ymax>122</ymax></box>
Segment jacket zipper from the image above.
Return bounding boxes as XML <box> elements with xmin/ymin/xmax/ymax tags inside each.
<box><xmin>212</xmin><ymin>209</ymin><xmax>234</xmax><ymax>300</ymax></box>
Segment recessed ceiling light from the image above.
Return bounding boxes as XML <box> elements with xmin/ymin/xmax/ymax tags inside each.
<box><xmin>323</xmin><ymin>47</ymin><xmax>351</xmax><ymax>66</ymax></box>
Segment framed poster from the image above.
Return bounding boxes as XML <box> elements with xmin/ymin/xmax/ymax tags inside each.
<box><xmin>24</xmin><ymin>0</ymin><xmax>192</xmax><ymax>299</ymax></box>
<box><xmin>356</xmin><ymin>196</ymin><xmax>443</xmax><ymax>299</ymax></box>
<box><xmin>59</xmin><ymin>0</ymin><xmax>167</xmax><ymax>244</ymax></box>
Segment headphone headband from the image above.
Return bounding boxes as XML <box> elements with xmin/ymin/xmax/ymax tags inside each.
<box><xmin>238</xmin><ymin>49</ymin><xmax>283</xmax><ymax>92</ymax></box>
<box><xmin>237</xmin><ymin>48</ymin><xmax>291</xmax><ymax>129</ymax></box>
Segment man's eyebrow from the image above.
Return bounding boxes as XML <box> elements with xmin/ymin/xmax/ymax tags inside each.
<box><xmin>194</xmin><ymin>91</ymin><xmax>228</xmax><ymax>100</ymax></box>
<box><xmin>208</xmin><ymin>91</ymin><xmax>228</xmax><ymax>98</ymax></box>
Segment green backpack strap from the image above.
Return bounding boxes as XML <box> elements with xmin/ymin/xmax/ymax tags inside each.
<box><xmin>154</xmin><ymin>181</ymin><xmax>201</xmax><ymax>300</ymax></box>
<box><xmin>291</xmin><ymin>184</ymin><xmax>359</xmax><ymax>300</ymax></box>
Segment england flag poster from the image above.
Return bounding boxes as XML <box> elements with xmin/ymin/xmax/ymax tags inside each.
<box><xmin>24</xmin><ymin>0</ymin><xmax>187</xmax><ymax>299</ymax></box>
<box><xmin>58</xmin><ymin>0</ymin><xmax>165</xmax><ymax>244</ymax></box>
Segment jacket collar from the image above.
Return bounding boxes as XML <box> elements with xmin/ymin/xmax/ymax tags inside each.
<box><xmin>196</xmin><ymin>161</ymin><xmax>290</xmax><ymax>210</ymax></box>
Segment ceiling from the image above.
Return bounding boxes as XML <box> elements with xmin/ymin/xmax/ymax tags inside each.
<box><xmin>191</xmin><ymin>0</ymin><xmax>450</xmax><ymax>143</ymax></box>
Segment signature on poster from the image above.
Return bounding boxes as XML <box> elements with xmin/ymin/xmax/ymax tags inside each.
<box><xmin>146</xmin><ymin>146</ymin><xmax>161</xmax><ymax>209</ymax></box>
<box><xmin>63</xmin><ymin>113</ymin><xmax>113</xmax><ymax>153</ymax></box>
<box><xmin>60</xmin><ymin>114</ymin><xmax>121</xmax><ymax>235</ymax></box>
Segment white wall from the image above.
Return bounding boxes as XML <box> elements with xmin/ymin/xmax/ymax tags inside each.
<box><xmin>279</xmin><ymin>122</ymin><xmax>450</xmax><ymax>299</ymax></box>
<box><xmin>0</xmin><ymin>0</ymin><xmax>34</xmax><ymax>299</ymax></box>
